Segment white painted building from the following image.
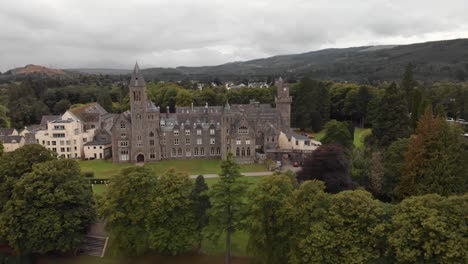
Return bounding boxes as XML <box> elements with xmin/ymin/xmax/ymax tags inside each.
<box><xmin>278</xmin><ymin>131</ymin><xmax>321</xmax><ymax>151</ymax></box>
<box><xmin>35</xmin><ymin>111</ymin><xmax>95</xmax><ymax>159</ymax></box>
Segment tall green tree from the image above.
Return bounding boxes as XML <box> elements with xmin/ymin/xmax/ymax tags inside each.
<box><xmin>373</xmin><ymin>82</ymin><xmax>410</xmax><ymax>146</ymax></box>
<box><xmin>246</xmin><ymin>174</ymin><xmax>295</xmax><ymax>263</ymax></box>
<box><xmin>207</xmin><ymin>153</ymin><xmax>248</xmax><ymax>264</ymax></box>
<box><xmin>146</xmin><ymin>169</ymin><xmax>196</xmax><ymax>255</ymax></box>
<box><xmin>401</xmin><ymin>63</ymin><xmax>417</xmax><ymax>112</ymax></box>
<box><xmin>96</xmin><ymin>89</ymin><xmax>113</xmax><ymax>112</ymax></box>
<box><xmin>97</xmin><ymin>166</ymin><xmax>156</xmax><ymax>256</ymax></box>
<box><xmin>291</xmin><ymin>78</ymin><xmax>330</xmax><ymax>131</ymax></box>
<box><xmin>321</xmin><ymin>120</ymin><xmax>353</xmax><ymax>151</ymax></box>
<box><xmin>289</xmin><ymin>180</ymin><xmax>330</xmax><ymax>264</ymax></box>
<box><xmin>343</xmin><ymin>86</ymin><xmax>373</xmax><ymax>127</ymax></box>
<box><xmin>0</xmin><ymin>144</ymin><xmax>56</xmax><ymax>213</ymax></box>
<box><xmin>1</xmin><ymin>160</ymin><xmax>95</xmax><ymax>254</ymax></box>
<box><xmin>53</xmin><ymin>99</ymin><xmax>71</xmax><ymax>114</ymax></box>
<box><xmin>191</xmin><ymin>175</ymin><xmax>211</xmax><ymax>253</ymax></box>
<box><xmin>382</xmin><ymin>138</ymin><xmax>410</xmax><ymax>201</ymax></box>
<box><xmin>0</xmin><ymin>105</ymin><xmax>11</xmax><ymax>128</ymax></box>
<box><xmin>388</xmin><ymin>193</ymin><xmax>467</xmax><ymax>263</ymax></box>
<box><xmin>175</xmin><ymin>89</ymin><xmax>194</xmax><ymax>107</ymax></box>
<box><xmin>395</xmin><ymin>108</ymin><xmax>467</xmax><ymax>199</ymax></box>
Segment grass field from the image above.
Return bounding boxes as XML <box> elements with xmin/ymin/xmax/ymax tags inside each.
<box><xmin>353</xmin><ymin>128</ymin><xmax>372</xmax><ymax>148</ymax></box>
<box><xmin>310</xmin><ymin>127</ymin><xmax>372</xmax><ymax>148</ymax></box>
<box><xmin>91</xmin><ymin>175</ymin><xmax>266</xmax><ymax>195</ymax></box>
<box><xmin>79</xmin><ymin>159</ymin><xmax>267</xmax><ymax>179</ymax></box>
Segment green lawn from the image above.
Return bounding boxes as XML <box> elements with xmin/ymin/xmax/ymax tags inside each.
<box><xmin>310</xmin><ymin>127</ymin><xmax>372</xmax><ymax>148</ymax></box>
<box><xmin>353</xmin><ymin>128</ymin><xmax>372</xmax><ymax>148</ymax></box>
<box><xmin>92</xmin><ymin>184</ymin><xmax>108</xmax><ymax>194</ymax></box>
<box><xmin>91</xmin><ymin>175</ymin><xmax>266</xmax><ymax>195</ymax></box>
<box><xmin>79</xmin><ymin>160</ymin><xmax>132</xmax><ymax>179</ymax></box>
<box><xmin>79</xmin><ymin>159</ymin><xmax>267</xmax><ymax>179</ymax></box>
<box><xmin>312</xmin><ymin>129</ymin><xmax>326</xmax><ymax>141</ymax></box>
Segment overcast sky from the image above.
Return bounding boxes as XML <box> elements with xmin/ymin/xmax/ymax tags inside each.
<box><xmin>1</xmin><ymin>0</ymin><xmax>468</xmax><ymax>71</ymax></box>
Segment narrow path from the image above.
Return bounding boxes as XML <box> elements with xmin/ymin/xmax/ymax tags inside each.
<box><xmin>189</xmin><ymin>171</ymin><xmax>274</xmax><ymax>179</ymax></box>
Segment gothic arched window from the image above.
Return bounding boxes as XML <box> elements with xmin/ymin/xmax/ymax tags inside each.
<box><xmin>247</xmin><ymin>147</ymin><xmax>251</xmax><ymax>156</ymax></box>
<box><xmin>241</xmin><ymin>147</ymin><xmax>245</xmax><ymax>156</ymax></box>
<box><xmin>149</xmin><ymin>131</ymin><xmax>154</xmax><ymax>137</ymax></box>
<box><xmin>236</xmin><ymin>147</ymin><xmax>240</xmax><ymax>156</ymax></box>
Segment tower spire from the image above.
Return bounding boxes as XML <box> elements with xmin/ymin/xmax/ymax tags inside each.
<box><xmin>129</xmin><ymin>62</ymin><xmax>145</xmax><ymax>87</ymax></box>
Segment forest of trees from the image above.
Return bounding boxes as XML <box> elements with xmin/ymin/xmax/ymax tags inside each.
<box><xmin>0</xmin><ymin>144</ymin><xmax>465</xmax><ymax>263</ymax></box>
<box><xmin>0</xmin><ymin>64</ymin><xmax>467</xmax><ymax>263</ymax></box>
<box><xmin>0</xmin><ymin>65</ymin><xmax>467</xmax><ymax>131</ymax></box>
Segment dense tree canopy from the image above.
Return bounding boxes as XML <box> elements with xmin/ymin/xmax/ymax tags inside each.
<box><xmin>321</xmin><ymin>120</ymin><xmax>354</xmax><ymax>150</ymax></box>
<box><xmin>289</xmin><ymin>181</ymin><xmax>390</xmax><ymax>263</ymax></box>
<box><xmin>247</xmin><ymin>174</ymin><xmax>295</xmax><ymax>263</ymax></box>
<box><xmin>291</xmin><ymin>78</ymin><xmax>331</xmax><ymax>131</ymax></box>
<box><xmin>297</xmin><ymin>144</ymin><xmax>356</xmax><ymax>193</ymax></box>
<box><xmin>1</xmin><ymin>160</ymin><xmax>95</xmax><ymax>254</ymax></box>
<box><xmin>396</xmin><ymin>108</ymin><xmax>467</xmax><ymax>199</ymax></box>
<box><xmin>388</xmin><ymin>194</ymin><xmax>467</xmax><ymax>263</ymax></box>
<box><xmin>147</xmin><ymin>169</ymin><xmax>196</xmax><ymax>255</ymax></box>
<box><xmin>0</xmin><ymin>144</ymin><xmax>56</xmax><ymax>213</ymax></box>
<box><xmin>97</xmin><ymin>166</ymin><xmax>156</xmax><ymax>256</ymax></box>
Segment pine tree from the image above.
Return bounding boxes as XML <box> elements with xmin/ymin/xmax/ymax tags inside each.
<box><xmin>395</xmin><ymin>108</ymin><xmax>467</xmax><ymax>199</ymax></box>
<box><xmin>373</xmin><ymin>82</ymin><xmax>410</xmax><ymax>146</ymax></box>
<box><xmin>191</xmin><ymin>175</ymin><xmax>211</xmax><ymax>253</ymax></box>
<box><xmin>207</xmin><ymin>153</ymin><xmax>248</xmax><ymax>264</ymax></box>
<box><xmin>402</xmin><ymin>63</ymin><xmax>417</xmax><ymax>112</ymax></box>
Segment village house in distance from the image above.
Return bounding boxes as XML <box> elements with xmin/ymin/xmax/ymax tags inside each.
<box><xmin>111</xmin><ymin>63</ymin><xmax>320</xmax><ymax>164</ymax></box>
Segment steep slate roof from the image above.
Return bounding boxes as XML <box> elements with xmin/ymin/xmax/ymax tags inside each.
<box><xmin>24</xmin><ymin>133</ymin><xmax>37</xmax><ymax>144</ymax></box>
<box><xmin>0</xmin><ymin>128</ymin><xmax>16</xmax><ymax>136</ymax></box>
<box><xmin>40</xmin><ymin>115</ymin><xmax>60</xmax><ymax>125</ymax></box>
<box><xmin>284</xmin><ymin>131</ymin><xmax>310</xmax><ymax>141</ymax></box>
<box><xmin>0</xmin><ymin>135</ymin><xmax>23</xmax><ymax>143</ymax></box>
<box><xmin>69</xmin><ymin>102</ymin><xmax>107</xmax><ymax>122</ymax></box>
<box><xmin>84</xmin><ymin>140</ymin><xmax>111</xmax><ymax>146</ymax></box>
<box><xmin>129</xmin><ymin>62</ymin><xmax>145</xmax><ymax>87</ymax></box>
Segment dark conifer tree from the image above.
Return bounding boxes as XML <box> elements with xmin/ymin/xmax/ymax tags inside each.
<box><xmin>191</xmin><ymin>175</ymin><xmax>211</xmax><ymax>252</ymax></box>
<box><xmin>402</xmin><ymin>63</ymin><xmax>417</xmax><ymax>112</ymax></box>
<box><xmin>373</xmin><ymin>82</ymin><xmax>410</xmax><ymax>146</ymax></box>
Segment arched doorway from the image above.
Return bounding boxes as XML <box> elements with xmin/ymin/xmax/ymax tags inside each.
<box><xmin>137</xmin><ymin>154</ymin><xmax>145</xmax><ymax>163</ymax></box>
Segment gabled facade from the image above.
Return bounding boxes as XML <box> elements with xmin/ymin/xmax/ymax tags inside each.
<box><xmin>111</xmin><ymin>63</ymin><xmax>293</xmax><ymax>164</ymax></box>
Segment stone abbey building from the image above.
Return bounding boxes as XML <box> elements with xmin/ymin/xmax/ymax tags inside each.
<box><xmin>111</xmin><ymin>63</ymin><xmax>293</xmax><ymax>164</ymax></box>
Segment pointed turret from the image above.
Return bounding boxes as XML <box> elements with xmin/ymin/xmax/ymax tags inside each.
<box><xmin>224</xmin><ymin>100</ymin><xmax>231</xmax><ymax>112</ymax></box>
<box><xmin>129</xmin><ymin>62</ymin><xmax>145</xmax><ymax>87</ymax></box>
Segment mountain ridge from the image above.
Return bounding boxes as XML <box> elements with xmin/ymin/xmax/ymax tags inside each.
<box><xmin>4</xmin><ymin>38</ymin><xmax>468</xmax><ymax>83</ymax></box>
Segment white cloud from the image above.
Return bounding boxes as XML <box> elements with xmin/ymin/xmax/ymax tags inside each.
<box><xmin>0</xmin><ymin>0</ymin><xmax>467</xmax><ymax>71</ymax></box>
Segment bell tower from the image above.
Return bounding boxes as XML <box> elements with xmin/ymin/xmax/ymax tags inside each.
<box><xmin>275</xmin><ymin>77</ymin><xmax>292</xmax><ymax>131</ymax></box>
<box><xmin>129</xmin><ymin>62</ymin><xmax>148</xmax><ymax>162</ymax></box>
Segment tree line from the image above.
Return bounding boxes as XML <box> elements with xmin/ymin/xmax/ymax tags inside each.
<box><xmin>0</xmin><ymin>138</ymin><xmax>465</xmax><ymax>263</ymax></box>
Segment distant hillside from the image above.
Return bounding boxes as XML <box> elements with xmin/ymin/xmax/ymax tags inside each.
<box><xmin>141</xmin><ymin>38</ymin><xmax>468</xmax><ymax>82</ymax></box>
<box><xmin>11</xmin><ymin>38</ymin><xmax>468</xmax><ymax>83</ymax></box>
<box><xmin>65</xmin><ymin>68</ymin><xmax>132</xmax><ymax>75</ymax></box>
<box><xmin>4</xmin><ymin>64</ymin><xmax>65</xmax><ymax>76</ymax></box>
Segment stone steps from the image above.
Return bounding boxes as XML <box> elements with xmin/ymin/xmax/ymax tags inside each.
<box><xmin>77</xmin><ymin>235</ymin><xmax>108</xmax><ymax>257</ymax></box>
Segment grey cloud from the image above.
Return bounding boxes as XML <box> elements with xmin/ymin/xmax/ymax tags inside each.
<box><xmin>0</xmin><ymin>0</ymin><xmax>468</xmax><ymax>71</ymax></box>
